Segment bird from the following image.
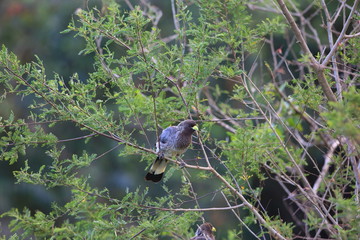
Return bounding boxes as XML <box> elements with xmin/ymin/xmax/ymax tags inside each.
<box><xmin>190</xmin><ymin>222</ymin><xmax>216</xmax><ymax>240</ymax></box>
<box><xmin>145</xmin><ymin>120</ymin><xmax>198</xmax><ymax>182</ymax></box>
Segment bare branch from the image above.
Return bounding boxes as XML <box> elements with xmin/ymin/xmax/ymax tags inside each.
<box><xmin>322</xmin><ymin>0</ymin><xmax>360</xmax><ymax>66</ymax></box>
<box><xmin>276</xmin><ymin>0</ymin><xmax>338</xmax><ymax>102</ymax></box>
<box><xmin>313</xmin><ymin>139</ymin><xmax>340</xmax><ymax>194</ymax></box>
<box><xmin>140</xmin><ymin>203</ymin><xmax>245</xmax><ymax>212</ymax></box>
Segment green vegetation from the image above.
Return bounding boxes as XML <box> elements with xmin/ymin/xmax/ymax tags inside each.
<box><xmin>0</xmin><ymin>0</ymin><xmax>359</xmax><ymax>239</ymax></box>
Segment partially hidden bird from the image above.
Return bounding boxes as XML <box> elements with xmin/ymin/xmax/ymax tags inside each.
<box><xmin>190</xmin><ymin>222</ymin><xmax>216</xmax><ymax>240</ymax></box>
<box><xmin>145</xmin><ymin>120</ymin><xmax>198</xmax><ymax>182</ymax></box>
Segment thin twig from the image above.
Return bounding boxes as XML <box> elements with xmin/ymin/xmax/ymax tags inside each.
<box><xmin>140</xmin><ymin>203</ymin><xmax>245</xmax><ymax>212</ymax></box>
<box><xmin>313</xmin><ymin>139</ymin><xmax>340</xmax><ymax>194</ymax></box>
<box><xmin>276</xmin><ymin>0</ymin><xmax>337</xmax><ymax>102</ymax></box>
<box><xmin>220</xmin><ymin>191</ymin><xmax>261</xmax><ymax>240</ymax></box>
<box><xmin>322</xmin><ymin>0</ymin><xmax>360</xmax><ymax>66</ymax></box>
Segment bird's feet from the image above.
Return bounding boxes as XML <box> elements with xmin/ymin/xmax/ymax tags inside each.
<box><xmin>177</xmin><ymin>158</ymin><xmax>186</xmax><ymax>168</ymax></box>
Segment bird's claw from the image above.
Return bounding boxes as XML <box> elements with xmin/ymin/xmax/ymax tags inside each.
<box><xmin>178</xmin><ymin>159</ymin><xmax>186</xmax><ymax>168</ymax></box>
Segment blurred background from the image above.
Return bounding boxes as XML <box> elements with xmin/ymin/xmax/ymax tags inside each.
<box><xmin>0</xmin><ymin>0</ymin><xmax>94</xmax><ymax>234</ymax></box>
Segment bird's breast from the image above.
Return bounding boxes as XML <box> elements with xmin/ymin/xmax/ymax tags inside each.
<box><xmin>174</xmin><ymin>133</ymin><xmax>192</xmax><ymax>150</ymax></box>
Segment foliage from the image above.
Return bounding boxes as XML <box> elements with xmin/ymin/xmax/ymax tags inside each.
<box><xmin>0</xmin><ymin>0</ymin><xmax>359</xmax><ymax>239</ymax></box>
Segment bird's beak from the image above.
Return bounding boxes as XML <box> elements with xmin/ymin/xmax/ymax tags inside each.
<box><xmin>192</xmin><ymin>125</ymin><xmax>199</xmax><ymax>131</ymax></box>
<box><xmin>212</xmin><ymin>227</ymin><xmax>216</xmax><ymax>232</ymax></box>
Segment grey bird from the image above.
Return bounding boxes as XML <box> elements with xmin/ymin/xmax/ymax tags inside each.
<box><xmin>190</xmin><ymin>222</ymin><xmax>216</xmax><ymax>240</ymax></box>
<box><xmin>145</xmin><ymin>120</ymin><xmax>198</xmax><ymax>182</ymax></box>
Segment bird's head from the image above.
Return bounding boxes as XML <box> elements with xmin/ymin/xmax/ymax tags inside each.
<box><xmin>178</xmin><ymin>120</ymin><xmax>198</xmax><ymax>132</ymax></box>
<box><xmin>201</xmin><ymin>222</ymin><xmax>216</xmax><ymax>233</ymax></box>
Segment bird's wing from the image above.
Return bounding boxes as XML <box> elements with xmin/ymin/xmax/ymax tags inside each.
<box><xmin>159</xmin><ymin>126</ymin><xmax>177</xmax><ymax>143</ymax></box>
<box><xmin>157</xmin><ymin>126</ymin><xmax>178</xmax><ymax>151</ymax></box>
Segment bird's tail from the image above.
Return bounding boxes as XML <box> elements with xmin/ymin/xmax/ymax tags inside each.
<box><xmin>145</xmin><ymin>156</ymin><xmax>168</xmax><ymax>182</ymax></box>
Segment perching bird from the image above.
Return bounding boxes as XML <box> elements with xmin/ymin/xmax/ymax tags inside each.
<box><xmin>145</xmin><ymin>120</ymin><xmax>198</xmax><ymax>182</ymax></box>
<box><xmin>190</xmin><ymin>222</ymin><xmax>216</xmax><ymax>240</ymax></box>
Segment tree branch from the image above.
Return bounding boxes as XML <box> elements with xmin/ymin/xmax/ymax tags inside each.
<box><xmin>276</xmin><ymin>0</ymin><xmax>338</xmax><ymax>102</ymax></box>
<box><xmin>322</xmin><ymin>0</ymin><xmax>360</xmax><ymax>66</ymax></box>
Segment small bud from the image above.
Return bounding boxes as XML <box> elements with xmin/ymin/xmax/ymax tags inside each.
<box><xmin>75</xmin><ymin>8</ymin><xmax>83</xmax><ymax>15</ymax></box>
